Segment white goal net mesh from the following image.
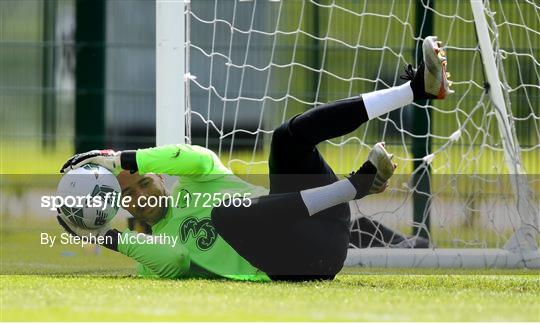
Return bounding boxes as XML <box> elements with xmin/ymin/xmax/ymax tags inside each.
<box><xmin>186</xmin><ymin>0</ymin><xmax>539</xmax><ymax>251</ymax></box>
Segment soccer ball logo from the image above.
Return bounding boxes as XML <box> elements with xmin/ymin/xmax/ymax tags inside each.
<box><xmin>56</xmin><ymin>164</ymin><xmax>121</xmax><ymax>229</ymax></box>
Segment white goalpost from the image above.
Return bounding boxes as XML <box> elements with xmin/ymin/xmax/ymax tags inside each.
<box><xmin>156</xmin><ymin>0</ymin><xmax>185</xmax><ymax>146</ymax></box>
<box><xmin>157</xmin><ymin>0</ymin><xmax>539</xmax><ymax>268</ymax></box>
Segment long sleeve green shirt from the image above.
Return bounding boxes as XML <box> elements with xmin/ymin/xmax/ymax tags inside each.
<box><xmin>116</xmin><ymin>144</ymin><xmax>270</xmax><ymax>281</ymax></box>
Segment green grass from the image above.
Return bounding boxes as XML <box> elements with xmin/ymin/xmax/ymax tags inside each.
<box><xmin>1</xmin><ymin>273</ymin><xmax>539</xmax><ymax>321</ymax></box>
<box><xmin>1</xmin><ymin>223</ymin><xmax>540</xmax><ymax>321</ymax></box>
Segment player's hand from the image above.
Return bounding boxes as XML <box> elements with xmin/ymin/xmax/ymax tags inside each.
<box><xmin>57</xmin><ymin>214</ymin><xmax>121</xmax><ymax>252</ymax></box>
<box><xmin>60</xmin><ymin>150</ymin><xmax>122</xmax><ymax>174</ymax></box>
<box><xmin>57</xmin><ymin>214</ymin><xmax>112</xmax><ymax>238</ymax></box>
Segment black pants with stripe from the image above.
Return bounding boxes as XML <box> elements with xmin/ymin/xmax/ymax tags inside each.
<box><xmin>211</xmin><ymin>97</ymin><xmax>369</xmax><ymax>281</ymax></box>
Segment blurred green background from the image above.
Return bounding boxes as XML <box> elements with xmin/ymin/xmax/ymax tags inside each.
<box><xmin>0</xmin><ymin>0</ymin><xmax>538</xmax><ymax>175</ymax></box>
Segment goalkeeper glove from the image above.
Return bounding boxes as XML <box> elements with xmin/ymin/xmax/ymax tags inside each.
<box><xmin>57</xmin><ymin>213</ymin><xmax>121</xmax><ymax>251</ymax></box>
<box><xmin>60</xmin><ymin>149</ymin><xmax>138</xmax><ymax>175</ymax></box>
<box><xmin>61</xmin><ymin>150</ymin><xmax>122</xmax><ymax>174</ymax></box>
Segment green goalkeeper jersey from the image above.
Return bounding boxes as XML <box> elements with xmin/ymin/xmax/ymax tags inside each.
<box><xmin>116</xmin><ymin>144</ymin><xmax>270</xmax><ymax>281</ymax></box>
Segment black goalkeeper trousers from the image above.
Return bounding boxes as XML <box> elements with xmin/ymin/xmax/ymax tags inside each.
<box><xmin>211</xmin><ymin>96</ymin><xmax>369</xmax><ymax>281</ymax></box>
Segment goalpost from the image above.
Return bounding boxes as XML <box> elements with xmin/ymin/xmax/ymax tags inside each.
<box><xmin>156</xmin><ymin>0</ymin><xmax>185</xmax><ymax>146</ymax></box>
<box><xmin>157</xmin><ymin>0</ymin><xmax>539</xmax><ymax>268</ymax></box>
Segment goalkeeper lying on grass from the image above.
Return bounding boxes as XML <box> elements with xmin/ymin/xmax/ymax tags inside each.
<box><xmin>59</xmin><ymin>36</ymin><xmax>452</xmax><ymax>281</ymax></box>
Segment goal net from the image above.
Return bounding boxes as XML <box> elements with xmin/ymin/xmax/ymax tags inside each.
<box><xmin>183</xmin><ymin>0</ymin><xmax>539</xmax><ymax>268</ymax></box>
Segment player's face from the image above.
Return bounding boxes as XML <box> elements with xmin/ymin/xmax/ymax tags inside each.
<box><xmin>117</xmin><ymin>171</ymin><xmax>167</xmax><ymax>225</ymax></box>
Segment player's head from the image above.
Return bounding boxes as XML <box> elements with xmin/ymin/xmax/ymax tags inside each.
<box><xmin>117</xmin><ymin>171</ymin><xmax>168</xmax><ymax>225</ymax></box>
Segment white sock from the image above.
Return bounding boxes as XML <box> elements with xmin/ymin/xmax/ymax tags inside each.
<box><xmin>362</xmin><ymin>82</ymin><xmax>414</xmax><ymax>120</ymax></box>
<box><xmin>300</xmin><ymin>179</ymin><xmax>357</xmax><ymax>216</ymax></box>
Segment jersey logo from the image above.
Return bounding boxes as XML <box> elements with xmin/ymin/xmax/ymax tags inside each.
<box><xmin>179</xmin><ymin>217</ymin><xmax>217</xmax><ymax>251</ymax></box>
<box><xmin>178</xmin><ymin>188</ymin><xmax>190</xmax><ymax>209</ymax></box>
<box><xmin>172</xmin><ymin>147</ymin><xmax>182</xmax><ymax>158</ymax></box>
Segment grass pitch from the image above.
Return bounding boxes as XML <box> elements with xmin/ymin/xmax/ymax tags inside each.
<box><xmin>1</xmin><ymin>227</ymin><xmax>539</xmax><ymax>322</ymax></box>
<box><xmin>1</xmin><ymin>216</ymin><xmax>539</xmax><ymax>322</ymax></box>
<box><xmin>1</xmin><ymin>169</ymin><xmax>539</xmax><ymax>321</ymax></box>
<box><xmin>1</xmin><ymin>272</ymin><xmax>539</xmax><ymax>321</ymax></box>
